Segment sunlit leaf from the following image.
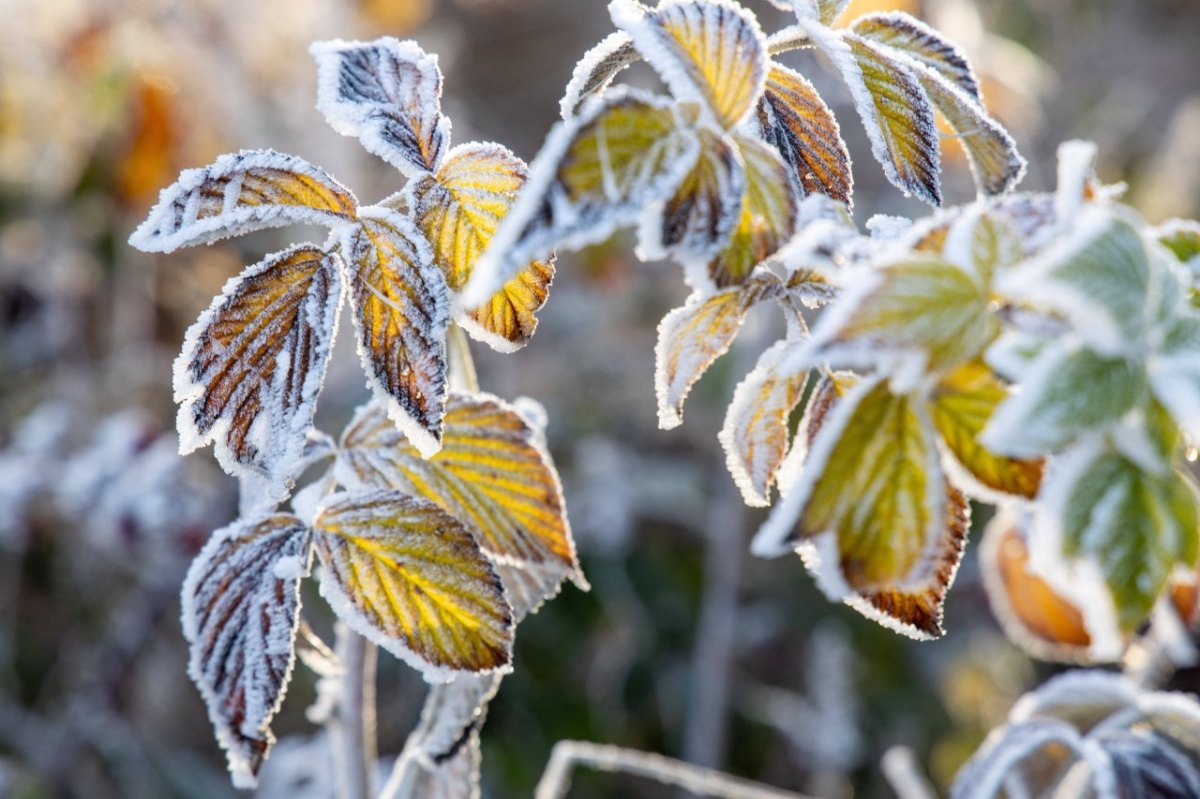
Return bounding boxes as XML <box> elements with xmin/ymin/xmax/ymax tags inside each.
<box><xmin>655</xmin><ymin>271</ymin><xmax>783</xmax><ymax>429</ymax></box>
<box><xmin>648</xmin><ymin>127</ymin><xmax>746</xmax><ymax>262</ymax></box>
<box><xmin>983</xmin><ymin>342</ymin><xmax>1147</xmax><ymax>459</ymax></box>
<box><xmin>340</xmin><ymin>208</ymin><xmax>449</xmax><ymax>457</ymax></box>
<box><xmin>175</xmin><ymin>245</ymin><xmax>341</xmax><ymax>496</ymax></box>
<box><xmin>979</xmin><ymin>510</ymin><xmax>1094</xmax><ymax>664</ymax></box>
<box><xmin>1157</xmin><ymin>219</ymin><xmax>1200</xmax><ymax>266</ymax></box>
<box><xmin>312</xmin><ymin>490</ymin><xmax>513</xmax><ymax>679</ymax></box>
<box><xmin>706</xmin><ymin>136</ymin><xmax>798</xmax><ymax>288</ymax></box>
<box><xmin>560</xmin><ymin>32</ymin><xmax>639</xmax><ymax>119</ymax></box>
<box><xmin>1149</xmin><ymin>301</ymin><xmax>1200</xmax><ymax>443</ymax></box>
<box><xmin>950</xmin><ymin>718</ymin><xmax>1088</xmax><ymax>799</ymax></box>
<box><xmin>1041</xmin><ymin>445</ymin><xmax>1200</xmax><ymax>638</ymax></box>
<box><xmin>464</xmin><ymin>88</ymin><xmax>699</xmax><ymax>307</ymax></box>
<box><xmin>815</xmin><ymin>255</ymin><xmax>996</xmax><ymax>376</ymax></box>
<box><xmin>181</xmin><ymin>515</ymin><xmax>310</xmax><ymax>788</ymax></box>
<box><xmin>406</xmin><ymin>674</ymin><xmax>500</xmax><ymax>767</ymax></box>
<box><xmin>610</xmin><ymin>0</ymin><xmax>768</xmax><ymax>129</ymax></box>
<box><xmin>804</xmin><ymin>23</ymin><xmax>941</xmax><ymax>205</ymax></box>
<box><xmin>337</xmin><ymin>393</ymin><xmax>582</xmax><ymax>577</ymax></box>
<box><xmin>408</xmin><ymin>143</ymin><xmax>554</xmax><ymax>352</ymax></box>
<box><xmin>312</xmin><ymin>38</ymin><xmax>450</xmax><ymax>176</ymax></box>
<box><xmin>942</xmin><ymin>208</ymin><xmax>1023</xmax><ymax>286</ymax></box>
<box><xmin>754</xmin><ymin>377</ymin><xmax>970</xmax><ymax>638</ymax></box>
<box><xmin>930</xmin><ymin>362</ymin><xmax>1043</xmax><ymax>499</ymax></box>
<box><xmin>719</xmin><ymin>338</ymin><xmax>809</xmax><ymax>507</ymax></box>
<box><xmin>129</xmin><ymin>150</ymin><xmax>357</xmax><ymax>253</ymax></box>
<box><xmin>492</xmin><ymin>561</ymin><xmax>573</xmax><ymax>621</ymax></box>
<box><xmin>998</xmin><ymin>209</ymin><xmax>1152</xmax><ymax>357</ymax></box>
<box><xmin>851</xmin><ymin>12</ymin><xmax>981</xmax><ymax>101</ymax></box>
<box><xmin>756</xmin><ymin>63</ymin><xmax>852</xmax><ymax>205</ymax></box>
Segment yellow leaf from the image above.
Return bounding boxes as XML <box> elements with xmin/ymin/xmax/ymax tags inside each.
<box><xmin>755</xmin><ymin>377</ymin><xmax>969</xmax><ymax>638</ymax></box>
<box><xmin>465</xmin><ymin>88</ymin><xmax>698</xmax><ymax>307</ymax></box>
<box><xmin>757</xmin><ymin>63</ymin><xmax>852</xmax><ymax>205</ymax></box>
<box><xmin>707</xmin><ymin>136</ymin><xmax>798</xmax><ymax>288</ymax></box>
<box><xmin>175</xmin><ymin>245</ymin><xmax>341</xmax><ymax>494</ymax></box>
<box><xmin>340</xmin><ymin>209</ymin><xmax>450</xmax><ymax>458</ymax></box>
<box><xmin>719</xmin><ymin>339</ymin><xmax>809</xmax><ymax>507</ymax></box>
<box><xmin>931</xmin><ymin>362</ymin><xmax>1044</xmax><ymax>499</ymax></box>
<box><xmin>851</xmin><ymin>12</ymin><xmax>980</xmax><ymax>101</ymax></box>
<box><xmin>823</xmin><ymin>255</ymin><xmax>996</xmax><ymax>374</ymax></box>
<box><xmin>337</xmin><ymin>393</ymin><xmax>583</xmax><ymax>578</ymax></box>
<box><xmin>130</xmin><ymin>150</ymin><xmax>357</xmax><ymax>253</ymax></box>
<box><xmin>653</xmin><ymin>128</ymin><xmax>746</xmax><ymax>262</ymax></box>
<box><xmin>979</xmin><ymin>509</ymin><xmax>1094</xmax><ymax>664</ymax></box>
<box><xmin>655</xmin><ymin>271</ymin><xmax>784</xmax><ymax>429</ymax></box>
<box><xmin>313</xmin><ymin>491</ymin><xmax>513</xmax><ymax>677</ymax></box>
<box><xmin>409</xmin><ymin>143</ymin><xmax>554</xmax><ymax>352</ymax></box>
<box><xmin>611</xmin><ymin>0</ymin><xmax>767</xmax><ymax>129</ymax></box>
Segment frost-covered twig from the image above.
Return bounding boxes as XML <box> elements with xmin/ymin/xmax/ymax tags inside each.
<box><xmin>882</xmin><ymin>747</ymin><xmax>938</xmax><ymax>799</ymax></box>
<box><xmin>534</xmin><ymin>741</ymin><xmax>814</xmax><ymax>799</ymax></box>
<box><xmin>330</xmin><ymin>627</ymin><xmax>378</xmax><ymax>799</ymax></box>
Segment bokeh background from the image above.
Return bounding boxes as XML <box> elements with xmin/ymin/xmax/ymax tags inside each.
<box><xmin>1</xmin><ymin>0</ymin><xmax>1199</xmax><ymax>797</ymax></box>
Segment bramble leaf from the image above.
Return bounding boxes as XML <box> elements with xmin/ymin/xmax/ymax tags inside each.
<box><xmin>851</xmin><ymin>12</ymin><xmax>980</xmax><ymax>102</ymax></box>
<box><xmin>754</xmin><ymin>377</ymin><xmax>970</xmax><ymax>639</ymax></box>
<box><xmin>129</xmin><ymin>150</ymin><xmax>357</xmax><ymax>253</ymax></box>
<box><xmin>983</xmin><ymin>342</ymin><xmax>1147</xmax><ymax>458</ymax></box>
<box><xmin>930</xmin><ymin>362</ymin><xmax>1043</xmax><ymax>500</ymax></box>
<box><xmin>648</xmin><ymin>127</ymin><xmax>747</xmax><ymax>263</ymax></box>
<box><xmin>312</xmin><ymin>38</ymin><xmax>451</xmax><ymax>176</ymax></box>
<box><xmin>340</xmin><ymin>208</ymin><xmax>449</xmax><ymax>457</ymax></box>
<box><xmin>705</xmin><ymin>136</ymin><xmax>798</xmax><ymax>287</ymax></box>
<box><xmin>655</xmin><ymin>271</ymin><xmax>783</xmax><ymax>429</ymax></box>
<box><xmin>408</xmin><ymin>143</ymin><xmax>554</xmax><ymax>352</ymax></box>
<box><xmin>756</xmin><ymin>63</ymin><xmax>852</xmax><ymax>205</ymax></box>
<box><xmin>336</xmin><ymin>393</ymin><xmax>583</xmax><ymax>578</ymax></box>
<box><xmin>998</xmin><ymin>209</ymin><xmax>1152</xmax><ymax>357</ymax></box>
<box><xmin>1157</xmin><ymin>219</ymin><xmax>1200</xmax><ymax>267</ymax></box>
<box><xmin>560</xmin><ymin>32</ymin><xmax>639</xmax><ymax>119</ymax></box>
<box><xmin>1149</xmin><ymin>297</ymin><xmax>1200</xmax><ymax>442</ymax></box>
<box><xmin>174</xmin><ymin>245</ymin><xmax>341</xmax><ymax>497</ymax></box>
<box><xmin>610</xmin><ymin>0</ymin><xmax>768</xmax><ymax>129</ymax></box>
<box><xmin>804</xmin><ymin>23</ymin><xmax>941</xmax><ymax>205</ymax></box>
<box><xmin>718</xmin><ymin>338</ymin><xmax>809</xmax><ymax>507</ymax></box>
<box><xmin>181</xmin><ymin>515</ymin><xmax>310</xmax><ymax>788</ymax></box>
<box><xmin>814</xmin><ymin>255</ymin><xmax>996</xmax><ymax>376</ymax></box>
<box><xmin>464</xmin><ymin>88</ymin><xmax>699</xmax><ymax>307</ymax></box>
<box><xmin>312</xmin><ymin>490</ymin><xmax>513</xmax><ymax>679</ymax></box>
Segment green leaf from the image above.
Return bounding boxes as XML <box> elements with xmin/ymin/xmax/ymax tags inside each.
<box><xmin>817</xmin><ymin>256</ymin><xmax>997</xmax><ymax>375</ymax></box>
<box><xmin>984</xmin><ymin>343</ymin><xmax>1147</xmax><ymax>458</ymax></box>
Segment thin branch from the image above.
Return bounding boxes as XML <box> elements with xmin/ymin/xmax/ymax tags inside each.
<box><xmin>534</xmin><ymin>741</ymin><xmax>815</xmax><ymax>799</ymax></box>
<box><xmin>881</xmin><ymin>747</ymin><xmax>938</xmax><ymax>799</ymax></box>
<box><xmin>330</xmin><ymin>625</ymin><xmax>378</xmax><ymax>799</ymax></box>
<box><xmin>447</xmin><ymin>323</ymin><xmax>480</xmax><ymax>394</ymax></box>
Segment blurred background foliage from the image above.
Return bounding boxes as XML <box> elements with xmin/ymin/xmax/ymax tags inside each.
<box><xmin>1</xmin><ymin>0</ymin><xmax>1199</xmax><ymax>797</ymax></box>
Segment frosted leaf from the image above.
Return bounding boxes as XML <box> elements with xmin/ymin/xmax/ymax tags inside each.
<box><xmin>174</xmin><ymin>245</ymin><xmax>342</xmax><ymax>499</ymax></box>
<box><xmin>851</xmin><ymin>12</ymin><xmax>981</xmax><ymax>102</ymax></box>
<box><xmin>1055</xmin><ymin>140</ymin><xmax>1100</xmax><ymax>226</ymax></box>
<box><xmin>643</xmin><ymin>127</ymin><xmax>746</xmax><ymax>263</ymax></box>
<box><xmin>462</xmin><ymin>88</ymin><xmax>699</xmax><ymax>308</ymax></box>
<box><xmin>808</xmin><ymin>254</ymin><xmax>996</xmax><ymax>378</ymax></box>
<box><xmin>930</xmin><ymin>362</ymin><xmax>1044</xmax><ymax>501</ymax></box>
<box><xmin>312</xmin><ymin>490</ymin><xmax>514</xmax><ymax>680</ymax></box>
<box><xmin>703</xmin><ymin>136</ymin><xmax>799</xmax><ymax>288</ymax></box>
<box><xmin>997</xmin><ymin>209</ymin><xmax>1151</xmax><ymax>358</ymax></box>
<box><xmin>950</xmin><ymin>718</ymin><xmax>1087</xmax><ymax>799</ymax></box>
<box><xmin>610</xmin><ymin>0</ymin><xmax>768</xmax><ymax>130</ymax></box>
<box><xmin>982</xmin><ymin>341</ymin><xmax>1146</xmax><ymax>459</ymax></box>
<box><xmin>1101</xmin><ymin>729</ymin><xmax>1200</xmax><ymax>799</ymax></box>
<box><xmin>335</xmin><ymin>393</ymin><xmax>585</xmax><ymax>580</ymax></box>
<box><xmin>128</xmin><ymin>150</ymin><xmax>357</xmax><ymax>253</ymax></box>
<box><xmin>311</xmin><ymin>38</ymin><xmax>450</xmax><ymax>176</ymax></box>
<box><xmin>1011</xmin><ymin>669</ymin><xmax>1138</xmax><ymax>726</ymax></box>
<box><xmin>1148</xmin><ymin>296</ymin><xmax>1200</xmax><ymax>442</ymax></box>
<box><xmin>753</xmin><ymin>376</ymin><xmax>971</xmax><ymax>639</ymax></box>
<box><xmin>803</xmin><ymin>22</ymin><xmax>942</xmax><ymax>205</ymax></box>
<box><xmin>492</xmin><ymin>560</ymin><xmax>573</xmax><ymax>621</ymax></box>
<box><xmin>386</xmin><ymin>731</ymin><xmax>481</xmax><ymax>799</ymax></box>
<box><xmin>987</xmin><ymin>193</ymin><xmax>1060</xmax><ymax>255</ymax></box>
<box><xmin>407</xmin><ymin>142</ymin><xmax>554</xmax><ymax>353</ymax></box>
<box><xmin>1156</xmin><ymin>219</ymin><xmax>1200</xmax><ymax>273</ymax></box>
<box><xmin>978</xmin><ymin>508</ymin><xmax>1096</xmax><ymax>664</ymax></box>
<box><xmin>339</xmin><ymin>208</ymin><xmax>450</xmax><ymax>458</ymax></box>
<box><xmin>406</xmin><ymin>674</ymin><xmax>501</xmax><ymax>766</ymax></box>
<box><xmin>1029</xmin><ymin>440</ymin><xmax>1199</xmax><ymax>642</ymax></box>
<box><xmin>812</xmin><ymin>0</ymin><xmax>851</xmax><ymax>25</ymax></box>
<box><xmin>180</xmin><ymin>515</ymin><xmax>311</xmax><ymax>788</ymax></box>
<box><xmin>718</xmin><ymin>338</ymin><xmax>810</xmax><ymax>507</ymax></box>
<box><xmin>654</xmin><ymin>271</ymin><xmax>784</xmax><ymax>430</ymax></box>
<box><xmin>560</xmin><ymin>32</ymin><xmax>640</xmax><ymax>119</ymax></box>
<box><xmin>756</xmin><ymin>63</ymin><xmax>852</xmax><ymax>205</ymax></box>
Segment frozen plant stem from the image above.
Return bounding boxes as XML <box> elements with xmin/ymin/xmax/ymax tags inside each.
<box><xmin>535</xmin><ymin>741</ymin><xmax>815</xmax><ymax>799</ymax></box>
<box><xmin>448</xmin><ymin>323</ymin><xmax>480</xmax><ymax>394</ymax></box>
<box><xmin>331</xmin><ymin>626</ymin><xmax>378</xmax><ymax>799</ymax></box>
